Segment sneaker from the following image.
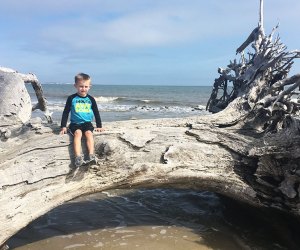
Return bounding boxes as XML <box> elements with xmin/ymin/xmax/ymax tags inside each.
<box><xmin>75</xmin><ymin>155</ymin><xmax>84</xmax><ymax>167</ymax></box>
<box><xmin>87</xmin><ymin>154</ymin><xmax>97</xmax><ymax>164</ymax></box>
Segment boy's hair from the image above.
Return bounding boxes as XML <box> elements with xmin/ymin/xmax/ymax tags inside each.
<box><xmin>75</xmin><ymin>73</ymin><xmax>91</xmax><ymax>84</ymax></box>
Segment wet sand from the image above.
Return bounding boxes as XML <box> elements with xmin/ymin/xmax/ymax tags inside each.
<box><xmin>8</xmin><ymin>189</ymin><xmax>300</xmax><ymax>250</ymax></box>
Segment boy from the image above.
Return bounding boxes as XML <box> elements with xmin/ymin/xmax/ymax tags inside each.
<box><xmin>60</xmin><ymin>73</ymin><xmax>104</xmax><ymax>167</ymax></box>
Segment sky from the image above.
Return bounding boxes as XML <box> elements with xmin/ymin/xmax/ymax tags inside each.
<box><xmin>0</xmin><ymin>0</ymin><xmax>299</xmax><ymax>86</ymax></box>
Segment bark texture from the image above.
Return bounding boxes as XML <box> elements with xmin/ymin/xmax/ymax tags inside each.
<box><xmin>0</xmin><ymin>115</ymin><xmax>263</xmax><ymax>246</ymax></box>
<box><xmin>203</xmin><ymin>0</ymin><xmax>300</xmax><ymax>229</ymax></box>
<box><xmin>0</xmin><ymin>108</ymin><xmax>299</xmax><ymax>247</ymax></box>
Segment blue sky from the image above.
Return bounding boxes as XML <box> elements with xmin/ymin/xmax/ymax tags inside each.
<box><xmin>0</xmin><ymin>0</ymin><xmax>299</xmax><ymax>85</ymax></box>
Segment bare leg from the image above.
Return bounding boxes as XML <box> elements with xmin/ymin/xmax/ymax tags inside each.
<box><xmin>73</xmin><ymin>129</ymin><xmax>82</xmax><ymax>157</ymax></box>
<box><xmin>85</xmin><ymin>130</ymin><xmax>94</xmax><ymax>155</ymax></box>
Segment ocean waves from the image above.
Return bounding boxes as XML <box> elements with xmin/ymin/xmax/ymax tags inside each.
<box><xmin>100</xmin><ymin>104</ymin><xmax>206</xmax><ymax>113</ymax></box>
<box><xmin>93</xmin><ymin>96</ymin><xmax>180</xmax><ymax>106</ymax></box>
<box><xmin>47</xmin><ymin>102</ymin><xmax>206</xmax><ymax>114</ymax></box>
<box><xmin>94</xmin><ymin>96</ymin><xmax>119</xmax><ymax>103</ymax></box>
<box><xmin>43</xmin><ymin>100</ymin><xmax>208</xmax><ymax>123</ymax></box>
<box><xmin>46</xmin><ymin>95</ymin><xmax>207</xmax><ymax>114</ymax></box>
<box><xmin>29</xmin><ymin>84</ymin><xmax>211</xmax><ymax>122</ymax></box>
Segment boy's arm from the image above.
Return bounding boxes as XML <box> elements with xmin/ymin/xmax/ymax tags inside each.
<box><xmin>90</xmin><ymin>96</ymin><xmax>102</xmax><ymax>128</ymax></box>
<box><xmin>60</xmin><ymin>127</ymin><xmax>68</xmax><ymax>135</ymax></box>
<box><xmin>60</xmin><ymin>96</ymin><xmax>72</xmax><ymax>130</ymax></box>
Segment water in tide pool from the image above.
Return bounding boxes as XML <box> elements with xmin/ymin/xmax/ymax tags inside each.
<box><xmin>9</xmin><ymin>84</ymin><xmax>300</xmax><ymax>249</ymax></box>
<box><xmin>8</xmin><ymin>189</ymin><xmax>300</xmax><ymax>250</ymax></box>
<box><xmin>27</xmin><ymin>84</ymin><xmax>211</xmax><ymax>123</ymax></box>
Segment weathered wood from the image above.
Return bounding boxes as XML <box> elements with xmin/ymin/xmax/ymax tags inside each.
<box><xmin>0</xmin><ymin>67</ymin><xmax>52</xmax><ymax>123</ymax></box>
<box><xmin>0</xmin><ymin>115</ymin><xmax>267</xmax><ymax>245</ymax></box>
<box><xmin>206</xmin><ymin>0</ymin><xmax>300</xmax><ymax>120</ymax></box>
<box><xmin>236</xmin><ymin>27</ymin><xmax>260</xmax><ymax>54</ymax></box>
<box><xmin>0</xmin><ymin>72</ymin><xmax>32</xmax><ymax>126</ymax></box>
<box><xmin>259</xmin><ymin>0</ymin><xmax>264</xmax><ymax>33</ymax></box>
<box><xmin>0</xmin><ymin>109</ymin><xmax>300</xmax><ymax>246</ymax></box>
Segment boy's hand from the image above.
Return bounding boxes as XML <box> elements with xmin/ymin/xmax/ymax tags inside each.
<box><xmin>60</xmin><ymin>127</ymin><xmax>67</xmax><ymax>135</ymax></box>
<box><xmin>94</xmin><ymin>127</ymin><xmax>105</xmax><ymax>132</ymax></box>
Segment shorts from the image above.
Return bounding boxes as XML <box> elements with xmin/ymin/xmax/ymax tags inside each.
<box><xmin>69</xmin><ymin>122</ymin><xmax>94</xmax><ymax>134</ymax></box>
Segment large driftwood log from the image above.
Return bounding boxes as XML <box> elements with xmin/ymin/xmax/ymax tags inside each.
<box><xmin>0</xmin><ymin>106</ymin><xmax>300</xmax><ymax>247</ymax></box>
<box><xmin>0</xmin><ymin>111</ymin><xmax>293</xmax><ymax>247</ymax></box>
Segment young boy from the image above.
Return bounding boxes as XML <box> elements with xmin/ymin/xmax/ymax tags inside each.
<box><xmin>60</xmin><ymin>73</ymin><xmax>104</xmax><ymax>167</ymax></box>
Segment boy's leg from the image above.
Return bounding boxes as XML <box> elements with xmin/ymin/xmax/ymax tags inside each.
<box><xmin>73</xmin><ymin>129</ymin><xmax>83</xmax><ymax>157</ymax></box>
<box><xmin>84</xmin><ymin>130</ymin><xmax>94</xmax><ymax>155</ymax></box>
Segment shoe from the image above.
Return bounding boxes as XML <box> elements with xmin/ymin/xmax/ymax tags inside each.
<box><xmin>75</xmin><ymin>155</ymin><xmax>84</xmax><ymax>167</ymax></box>
<box><xmin>87</xmin><ymin>154</ymin><xmax>97</xmax><ymax>164</ymax></box>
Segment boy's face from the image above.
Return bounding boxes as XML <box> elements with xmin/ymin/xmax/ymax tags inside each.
<box><xmin>74</xmin><ymin>79</ymin><xmax>91</xmax><ymax>97</ymax></box>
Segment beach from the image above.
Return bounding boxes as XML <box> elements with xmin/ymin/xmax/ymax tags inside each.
<box><xmin>2</xmin><ymin>0</ymin><xmax>300</xmax><ymax>249</ymax></box>
<box><xmin>6</xmin><ymin>84</ymin><xmax>300</xmax><ymax>250</ymax></box>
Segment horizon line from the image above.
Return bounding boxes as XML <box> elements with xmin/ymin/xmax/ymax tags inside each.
<box><xmin>42</xmin><ymin>82</ymin><xmax>213</xmax><ymax>87</ymax></box>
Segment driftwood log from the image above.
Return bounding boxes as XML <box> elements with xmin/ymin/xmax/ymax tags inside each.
<box><xmin>0</xmin><ymin>66</ymin><xmax>52</xmax><ymax>124</ymax></box>
<box><xmin>1</xmin><ymin>0</ymin><xmax>300</xmax><ymax>248</ymax></box>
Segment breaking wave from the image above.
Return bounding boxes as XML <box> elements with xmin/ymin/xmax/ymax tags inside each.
<box><xmin>94</xmin><ymin>96</ymin><xmax>120</xmax><ymax>103</ymax></box>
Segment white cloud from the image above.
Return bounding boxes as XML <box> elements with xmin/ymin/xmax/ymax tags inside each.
<box><xmin>34</xmin><ymin>3</ymin><xmax>256</xmax><ymax>55</ymax></box>
<box><xmin>1</xmin><ymin>0</ymin><xmax>300</xmax><ymax>84</ymax></box>
<box><xmin>4</xmin><ymin>0</ymin><xmax>299</xmax><ymax>57</ymax></box>
<box><xmin>40</xmin><ymin>10</ymin><xmax>196</xmax><ymax>48</ymax></box>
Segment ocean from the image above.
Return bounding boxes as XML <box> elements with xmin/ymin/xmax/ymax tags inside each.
<box><xmin>27</xmin><ymin>84</ymin><xmax>211</xmax><ymax>123</ymax></box>
<box><xmin>9</xmin><ymin>84</ymin><xmax>300</xmax><ymax>249</ymax></box>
